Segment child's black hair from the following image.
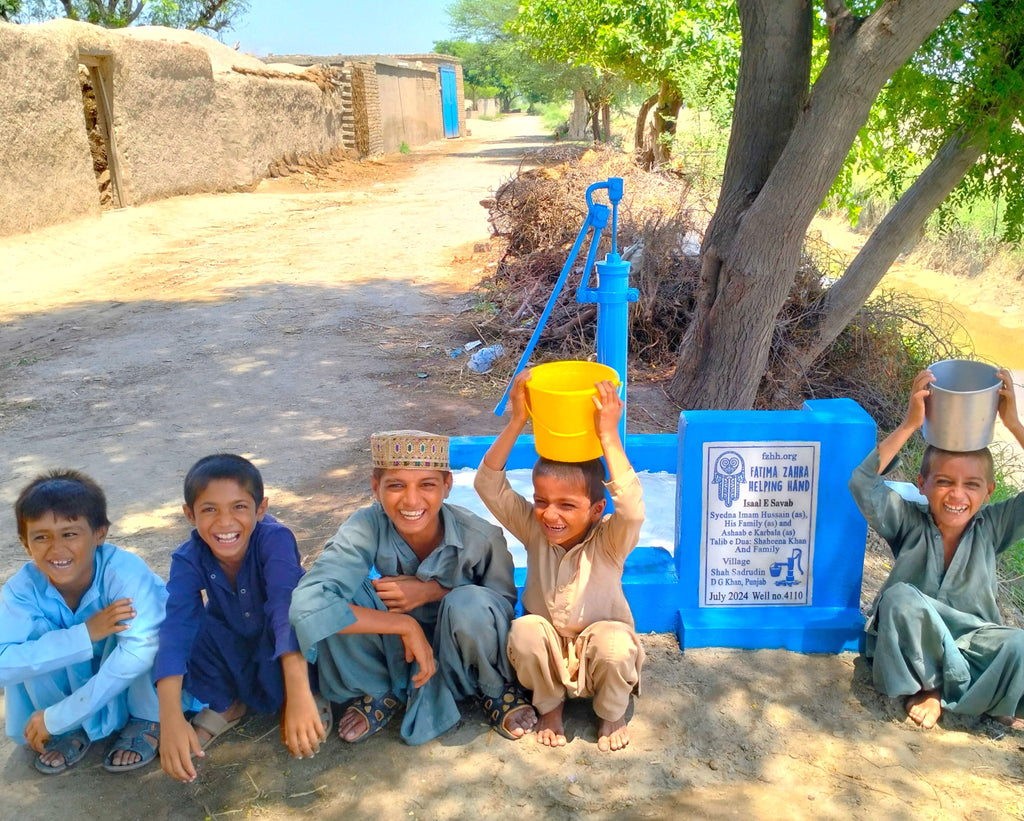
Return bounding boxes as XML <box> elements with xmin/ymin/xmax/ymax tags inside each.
<box><xmin>920</xmin><ymin>445</ymin><xmax>995</xmax><ymax>484</ymax></box>
<box><xmin>184</xmin><ymin>454</ymin><xmax>264</xmax><ymax>508</ymax></box>
<box><xmin>532</xmin><ymin>456</ymin><xmax>607</xmax><ymax>505</ymax></box>
<box><xmin>15</xmin><ymin>469</ymin><xmax>111</xmax><ymax>541</ymax></box>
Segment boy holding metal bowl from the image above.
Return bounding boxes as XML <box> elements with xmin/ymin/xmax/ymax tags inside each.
<box><xmin>849</xmin><ymin>366</ymin><xmax>1024</xmax><ymax>729</ymax></box>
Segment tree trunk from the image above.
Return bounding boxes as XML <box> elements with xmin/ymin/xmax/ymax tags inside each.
<box><xmin>601</xmin><ymin>103</ymin><xmax>611</xmax><ymax>144</ymax></box>
<box><xmin>782</xmin><ymin>81</ymin><xmax>1024</xmax><ymax>375</ymax></box>
<box><xmin>634</xmin><ymin>92</ymin><xmax>658</xmax><ymax>168</ymax></box>
<box><xmin>584</xmin><ymin>90</ymin><xmax>601</xmax><ymax>141</ymax></box>
<box><xmin>651</xmin><ymin>78</ymin><xmax>684</xmax><ymax>166</ymax></box>
<box><xmin>669</xmin><ymin>0</ymin><xmax>814</xmax><ymax>408</ymax></box>
<box><xmin>668</xmin><ymin>0</ymin><xmax>964</xmax><ymax>410</ymax></box>
<box><xmin>569</xmin><ymin>89</ymin><xmax>590</xmax><ymax>140</ymax></box>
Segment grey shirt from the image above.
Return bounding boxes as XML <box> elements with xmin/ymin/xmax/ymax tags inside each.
<box><xmin>849</xmin><ymin>447</ymin><xmax>1024</xmax><ymax>634</ymax></box>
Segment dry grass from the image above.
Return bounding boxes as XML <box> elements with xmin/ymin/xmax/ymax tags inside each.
<box><xmin>474</xmin><ymin>146</ymin><xmax>971</xmax><ymax>430</ymax></box>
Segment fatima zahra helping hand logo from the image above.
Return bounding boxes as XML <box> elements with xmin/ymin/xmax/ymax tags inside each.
<box><xmin>712</xmin><ymin>451</ymin><xmax>745</xmax><ymax>508</ymax></box>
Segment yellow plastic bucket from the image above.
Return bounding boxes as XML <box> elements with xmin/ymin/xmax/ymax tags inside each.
<box><xmin>525</xmin><ymin>361</ymin><xmax>621</xmax><ymax>461</ymax></box>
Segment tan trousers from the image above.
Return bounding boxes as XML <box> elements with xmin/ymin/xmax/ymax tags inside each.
<box><xmin>507</xmin><ymin>615</ymin><xmax>644</xmax><ymax>720</ymax></box>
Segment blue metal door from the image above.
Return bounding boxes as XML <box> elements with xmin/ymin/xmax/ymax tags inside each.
<box><xmin>439</xmin><ymin>64</ymin><xmax>459</xmax><ymax>138</ymax></box>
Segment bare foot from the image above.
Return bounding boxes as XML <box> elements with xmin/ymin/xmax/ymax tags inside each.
<box><xmin>534</xmin><ymin>702</ymin><xmax>567</xmax><ymax>747</ymax></box>
<box><xmin>906</xmin><ymin>689</ymin><xmax>942</xmax><ymax>728</ymax></box>
<box><xmin>193</xmin><ymin>701</ymin><xmax>246</xmax><ymax>746</ymax></box>
<box><xmin>338</xmin><ymin>704</ymin><xmax>369</xmax><ymax>742</ymax></box>
<box><xmin>597</xmin><ymin>715</ymin><xmax>629</xmax><ymax>752</ymax></box>
<box><xmin>503</xmin><ymin>703</ymin><xmax>538</xmax><ymax>738</ymax></box>
<box><xmin>992</xmin><ymin>714</ymin><xmax>1024</xmax><ymax>730</ymax></box>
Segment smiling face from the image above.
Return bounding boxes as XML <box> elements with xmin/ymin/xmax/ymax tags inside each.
<box><xmin>371</xmin><ymin>469</ymin><xmax>452</xmax><ymax>552</ymax></box>
<box><xmin>184</xmin><ymin>478</ymin><xmax>268</xmax><ymax>570</ymax></box>
<box><xmin>532</xmin><ymin>473</ymin><xmax>606</xmax><ymax>549</ymax></box>
<box><xmin>21</xmin><ymin>513</ymin><xmax>106</xmax><ymax>607</ymax></box>
<box><xmin>918</xmin><ymin>451</ymin><xmax>995</xmax><ymax>538</ymax></box>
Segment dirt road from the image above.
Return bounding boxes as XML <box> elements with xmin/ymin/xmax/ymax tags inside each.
<box><xmin>2</xmin><ymin>116</ymin><xmax>1024</xmax><ymax>820</ymax></box>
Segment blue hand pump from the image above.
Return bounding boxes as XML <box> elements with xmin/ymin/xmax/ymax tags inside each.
<box><xmin>494</xmin><ymin>177</ymin><xmax>638</xmax><ymax>442</ymax></box>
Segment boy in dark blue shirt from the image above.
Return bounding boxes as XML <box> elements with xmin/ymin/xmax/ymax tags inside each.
<box><xmin>155</xmin><ymin>454</ymin><xmax>326</xmax><ymax>782</ymax></box>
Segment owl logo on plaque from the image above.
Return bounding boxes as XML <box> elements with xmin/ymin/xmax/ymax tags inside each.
<box><xmin>711</xmin><ymin>450</ymin><xmax>746</xmax><ymax>507</ymax></box>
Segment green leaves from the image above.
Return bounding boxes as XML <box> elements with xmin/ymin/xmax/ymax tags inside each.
<box><xmin>11</xmin><ymin>0</ymin><xmax>248</xmax><ymax>31</ymax></box>
<box><xmin>836</xmin><ymin>0</ymin><xmax>1024</xmax><ymax>241</ymax></box>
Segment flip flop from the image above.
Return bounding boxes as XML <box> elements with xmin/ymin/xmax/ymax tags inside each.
<box><xmin>34</xmin><ymin>727</ymin><xmax>92</xmax><ymax>775</ymax></box>
<box><xmin>339</xmin><ymin>693</ymin><xmax>400</xmax><ymax>743</ymax></box>
<box><xmin>315</xmin><ymin>693</ymin><xmax>334</xmax><ymax>738</ymax></box>
<box><xmin>190</xmin><ymin>706</ymin><xmax>243</xmax><ymax>751</ymax></box>
<box><xmin>102</xmin><ymin>717</ymin><xmax>159</xmax><ymax>773</ymax></box>
<box><xmin>482</xmin><ymin>685</ymin><xmax>536</xmax><ymax>740</ymax></box>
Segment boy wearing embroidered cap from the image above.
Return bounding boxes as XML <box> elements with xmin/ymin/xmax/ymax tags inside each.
<box><xmin>290</xmin><ymin>431</ymin><xmax>536</xmax><ymax>745</ymax></box>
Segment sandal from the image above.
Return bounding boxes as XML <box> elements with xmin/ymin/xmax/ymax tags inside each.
<box><xmin>482</xmin><ymin>685</ymin><xmax>536</xmax><ymax>740</ymax></box>
<box><xmin>190</xmin><ymin>706</ymin><xmax>244</xmax><ymax>751</ymax></box>
<box><xmin>34</xmin><ymin>727</ymin><xmax>91</xmax><ymax>775</ymax></box>
<box><xmin>102</xmin><ymin>717</ymin><xmax>159</xmax><ymax>773</ymax></box>
<box><xmin>339</xmin><ymin>693</ymin><xmax>400</xmax><ymax>743</ymax></box>
<box><xmin>315</xmin><ymin>693</ymin><xmax>334</xmax><ymax>737</ymax></box>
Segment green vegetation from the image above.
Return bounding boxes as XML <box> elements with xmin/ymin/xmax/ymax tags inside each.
<box><xmin>513</xmin><ymin>0</ymin><xmax>737</xmax><ymax>162</ymax></box>
<box><xmin>11</xmin><ymin>0</ymin><xmax>248</xmax><ymax>30</ymax></box>
<box><xmin>537</xmin><ymin>101</ymin><xmax>570</xmax><ymax>136</ymax></box>
<box><xmin>399</xmin><ymin>141</ymin><xmax>411</xmax><ymax>155</ymax></box>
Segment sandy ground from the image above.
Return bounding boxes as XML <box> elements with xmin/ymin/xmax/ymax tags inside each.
<box><xmin>3</xmin><ymin>115</ymin><xmax>1024</xmax><ymax>820</ymax></box>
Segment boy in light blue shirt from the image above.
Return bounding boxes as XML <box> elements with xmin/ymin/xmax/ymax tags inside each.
<box><xmin>0</xmin><ymin>470</ymin><xmax>166</xmax><ymax>773</ymax></box>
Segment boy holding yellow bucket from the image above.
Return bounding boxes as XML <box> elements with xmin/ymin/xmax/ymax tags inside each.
<box><xmin>474</xmin><ymin>366</ymin><xmax>645</xmax><ymax>752</ymax></box>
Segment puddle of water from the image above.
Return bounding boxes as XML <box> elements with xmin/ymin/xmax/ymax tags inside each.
<box><xmin>881</xmin><ymin>269</ymin><xmax>1023</xmax><ymax>369</ymax></box>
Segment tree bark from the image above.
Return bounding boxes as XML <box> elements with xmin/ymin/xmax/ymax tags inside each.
<box><xmin>668</xmin><ymin>0</ymin><xmax>964</xmax><ymax>410</ymax></box>
<box><xmin>669</xmin><ymin>0</ymin><xmax>814</xmax><ymax>407</ymax></box>
<box><xmin>584</xmin><ymin>89</ymin><xmax>601</xmax><ymax>141</ymax></box>
<box><xmin>601</xmin><ymin>103</ymin><xmax>611</xmax><ymax>144</ymax></box>
<box><xmin>782</xmin><ymin>71</ymin><xmax>1024</xmax><ymax>375</ymax></box>
<box><xmin>569</xmin><ymin>88</ymin><xmax>590</xmax><ymax>140</ymax></box>
<box><xmin>651</xmin><ymin>79</ymin><xmax>683</xmax><ymax>166</ymax></box>
<box><xmin>634</xmin><ymin>92</ymin><xmax>658</xmax><ymax>168</ymax></box>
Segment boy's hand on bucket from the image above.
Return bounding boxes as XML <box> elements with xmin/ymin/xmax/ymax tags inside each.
<box><xmin>903</xmin><ymin>369</ymin><xmax>935</xmax><ymax>432</ymax></box>
<box><xmin>592</xmin><ymin>380</ymin><xmax>623</xmax><ymax>437</ymax></box>
<box><xmin>997</xmin><ymin>368</ymin><xmax>1021</xmax><ymax>430</ymax></box>
<box><xmin>510</xmin><ymin>369</ymin><xmax>532</xmax><ymax>425</ymax></box>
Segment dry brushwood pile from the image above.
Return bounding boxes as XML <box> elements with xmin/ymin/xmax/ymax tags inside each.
<box><xmin>477</xmin><ymin>145</ymin><xmax>969</xmax><ymax>428</ymax></box>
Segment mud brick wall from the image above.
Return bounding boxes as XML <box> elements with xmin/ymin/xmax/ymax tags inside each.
<box><xmin>350</xmin><ymin>61</ymin><xmax>384</xmax><ymax>157</ymax></box>
<box><xmin>374</xmin><ymin>60</ymin><xmax>444</xmax><ymax>153</ymax></box>
<box><xmin>267</xmin><ymin>52</ymin><xmax>465</xmax><ymax>155</ymax></box>
<box><xmin>395</xmin><ymin>53</ymin><xmax>465</xmax><ymax>137</ymax></box>
<box><xmin>1</xmin><ymin>20</ymin><xmax>350</xmax><ymax>238</ymax></box>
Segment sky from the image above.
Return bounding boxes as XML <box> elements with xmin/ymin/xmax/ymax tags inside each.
<box><xmin>229</xmin><ymin>1</ymin><xmax>457</xmax><ymax>58</ymax></box>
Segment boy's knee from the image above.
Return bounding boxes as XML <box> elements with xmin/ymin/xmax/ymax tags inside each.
<box><xmin>877</xmin><ymin>582</ymin><xmax>925</xmax><ymax>619</ymax></box>
<box><xmin>1001</xmin><ymin>630</ymin><xmax>1024</xmax><ymax>662</ymax></box>
<box><xmin>586</xmin><ymin>623</ymin><xmax>637</xmax><ymax>667</ymax></box>
<box><xmin>508</xmin><ymin>615</ymin><xmax>551</xmax><ymax>656</ymax></box>
<box><xmin>441</xmin><ymin>585</ymin><xmax>507</xmax><ymax>632</ymax></box>
<box><xmin>443</xmin><ymin>584</ymin><xmax>489</xmax><ymax>615</ymax></box>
